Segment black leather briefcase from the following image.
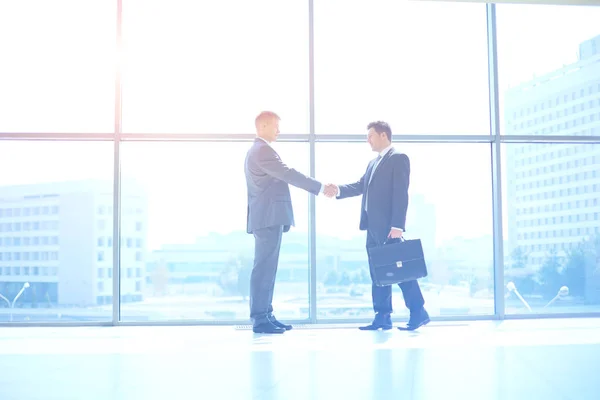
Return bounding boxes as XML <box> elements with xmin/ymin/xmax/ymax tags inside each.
<box><xmin>367</xmin><ymin>238</ymin><xmax>428</xmax><ymax>286</ymax></box>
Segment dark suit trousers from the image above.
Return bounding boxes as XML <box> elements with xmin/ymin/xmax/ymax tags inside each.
<box><xmin>250</xmin><ymin>225</ymin><xmax>283</xmax><ymax>324</ymax></box>
<box><xmin>366</xmin><ymin>230</ymin><xmax>425</xmax><ymax>315</ymax></box>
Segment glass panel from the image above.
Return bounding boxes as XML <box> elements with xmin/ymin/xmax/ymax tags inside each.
<box><xmin>316</xmin><ymin>142</ymin><xmax>494</xmax><ymax>319</ymax></box>
<box><xmin>120</xmin><ymin>141</ymin><xmax>310</xmax><ymax>321</ymax></box>
<box><xmin>0</xmin><ymin>141</ymin><xmax>114</xmax><ymax>322</ymax></box>
<box><xmin>497</xmin><ymin>5</ymin><xmax>600</xmax><ymax>137</ymax></box>
<box><xmin>314</xmin><ymin>0</ymin><xmax>489</xmax><ymax>135</ymax></box>
<box><xmin>502</xmin><ymin>142</ymin><xmax>600</xmax><ymax>314</ymax></box>
<box><xmin>0</xmin><ymin>1</ymin><xmax>116</xmax><ymax>133</ymax></box>
<box><xmin>121</xmin><ymin>0</ymin><xmax>309</xmax><ymax>134</ymax></box>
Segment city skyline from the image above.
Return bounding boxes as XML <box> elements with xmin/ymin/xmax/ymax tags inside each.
<box><xmin>0</xmin><ymin>141</ymin><xmax>490</xmax><ymax>250</ymax></box>
<box><xmin>1</xmin><ymin>4</ymin><xmax>598</xmax><ymax>251</ymax></box>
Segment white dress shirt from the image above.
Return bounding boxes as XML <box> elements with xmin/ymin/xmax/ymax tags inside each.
<box><xmin>368</xmin><ymin>145</ymin><xmax>393</xmax><ymax>186</ymax></box>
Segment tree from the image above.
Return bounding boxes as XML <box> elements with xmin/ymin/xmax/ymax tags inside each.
<box><xmin>506</xmin><ymin>247</ymin><xmax>536</xmax><ymax>295</ymax></box>
<box><xmin>323</xmin><ymin>270</ymin><xmax>339</xmax><ymax>286</ymax></box>
<box><xmin>563</xmin><ymin>244</ymin><xmax>586</xmax><ymax>298</ymax></box>
<box><xmin>236</xmin><ymin>257</ymin><xmax>252</xmax><ymax>301</ymax></box>
<box><xmin>586</xmin><ymin>235</ymin><xmax>600</xmax><ymax>304</ymax></box>
<box><xmin>359</xmin><ymin>268</ymin><xmax>371</xmax><ymax>284</ymax></box>
<box><xmin>585</xmin><ymin>235</ymin><xmax>600</xmax><ymax>275</ymax></box>
<box><xmin>563</xmin><ymin>235</ymin><xmax>600</xmax><ymax>302</ymax></box>
<box><xmin>537</xmin><ymin>248</ymin><xmax>564</xmax><ymax>300</ymax></box>
<box><xmin>217</xmin><ymin>254</ymin><xmax>253</xmax><ymax>299</ymax></box>
<box><xmin>510</xmin><ymin>246</ymin><xmax>529</xmax><ymax>269</ymax></box>
<box><xmin>337</xmin><ymin>271</ymin><xmax>351</xmax><ymax>286</ymax></box>
<box><xmin>218</xmin><ymin>256</ymin><xmax>241</xmax><ymax>296</ymax></box>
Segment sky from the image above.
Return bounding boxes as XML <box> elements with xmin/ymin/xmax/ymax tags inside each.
<box><xmin>0</xmin><ymin>1</ymin><xmax>599</xmax><ymax>251</ymax></box>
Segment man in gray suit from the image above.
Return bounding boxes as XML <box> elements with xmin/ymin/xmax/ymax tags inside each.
<box><xmin>325</xmin><ymin>121</ymin><xmax>429</xmax><ymax>331</ymax></box>
<box><xmin>245</xmin><ymin>111</ymin><xmax>328</xmax><ymax>334</ymax></box>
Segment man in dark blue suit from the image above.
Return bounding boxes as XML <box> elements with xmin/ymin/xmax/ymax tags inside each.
<box><xmin>245</xmin><ymin>111</ymin><xmax>325</xmax><ymax>334</ymax></box>
<box><xmin>326</xmin><ymin>121</ymin><xmax>429</xmax><ymax>331</ymax></box>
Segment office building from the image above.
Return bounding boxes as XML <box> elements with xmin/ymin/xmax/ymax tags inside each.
<box><xmin>0</xmin><ymin>180</ymin><xmax>148</xmax><ymax>306</ymax></box>
<box><xmin>505</xmin><ymin>35</ymin><xmax>600</xmax><ymax>267</ymax></box>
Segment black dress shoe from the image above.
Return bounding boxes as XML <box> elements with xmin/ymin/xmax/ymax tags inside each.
<box><xmin>269</xmin><ymin>315</ymin><xmax>292</xmax><ymax>330</ymax></box>
<box><xmin>359</xmin><ymin>313</ymin><xmax>393</xmax><ymax>331</ymax></box>
<box><xmin>252</xmin><ymin>321</ymin><xmax>286</xmax><ymax>334</ymax></box>
<box><xmin>398</xmin><ymin>309</ymin><xmax>430</xmax><ymax>331</ymax></box>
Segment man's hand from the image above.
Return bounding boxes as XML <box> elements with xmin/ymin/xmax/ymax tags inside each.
<box><xmin>323</xmin><ymin>183</ymin><xmax>339</xmax><ymax>198</ymax></box>
<box><xmin>388</xmin><ymin>227</ymin><xmax>403</xmax><ymax>239</ymax></box>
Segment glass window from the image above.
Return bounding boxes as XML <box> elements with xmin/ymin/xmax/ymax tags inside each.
<box><xmin>0</xmin><ymin>141</ymin><xmax>114</xmax><ymax>321</ymax></box>
<box><xmin>502</xmin><ymin>143</ymin><xmax>600</xmax><ymax>314</ymax></box>
<box><xmin>315</xmin><ymin>142</ymin><xmax>494</xmax><ymax>318</ymax></box>
<box><xmin>0</xmin><ymin>1</ymin><xmax>116</xmax><ymax>133</ymax></box>
<box><xmin>314</xmin><ymin>0</ymin><xmax>490</xmax><ymax>135</ymax></box>
<box><xmin>497</xmin><ymin>5</ymin><xmax>600</xmax><ymax>136</ymax></box>
<box><xmin>121</xmin><ymin>0</ymin><xmax>309</xmax><ymax>134</ymax></box>
<box><xmin>120</xmin><ymin>141</ymin><xmax>309</xmax><ymax>321</ymax></box>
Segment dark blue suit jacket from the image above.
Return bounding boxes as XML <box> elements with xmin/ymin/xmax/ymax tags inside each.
<box><xmin>337</xmin><ymin>148</ymin><xmax>410</xmax><ymax>241</ymax></box>
<box><xmin>245</xmin><ymin>138</ymin><xmax>321</xmax><ymax>234</ymax></box>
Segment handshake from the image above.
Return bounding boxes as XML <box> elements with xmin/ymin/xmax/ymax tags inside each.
<box><xmin>323</xmin><ymin>183</ymin><xmax>339</xmax><ymax>198</ymax></box>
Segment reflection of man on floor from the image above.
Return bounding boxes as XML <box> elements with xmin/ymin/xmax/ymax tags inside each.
<box><xmin>245</xmin><ymin>111</ymin><xmax>326</xmax><ymax>334</ymax></box>
<box><xmin>325</xmin><ymin>121</ymin><xmax>430</xmax><ymax>331</ymax></box>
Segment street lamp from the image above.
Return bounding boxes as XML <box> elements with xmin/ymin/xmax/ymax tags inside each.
<box><xmin>0</xmin><ymin>282</ymin><xmax>31</xmax><ymax>322</ymax></box>
<box><xmin>544</xmin><ymin>286</ymin><xmax>569</xmax><ymax>309</ymax></box>
<box><xmin>506</xmin><ymin>281</ymin><xmax>532</xmax><ymax>312</ymax></box>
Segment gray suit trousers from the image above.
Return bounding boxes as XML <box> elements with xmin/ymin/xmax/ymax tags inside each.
<box><xmin>250</xmin><ymin>225</ymin><xmax>283</xmax><ymax>325</ymax></box>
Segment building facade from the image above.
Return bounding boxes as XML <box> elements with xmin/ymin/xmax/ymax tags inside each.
<box><xmin>0</xmin><ymin>180</ymin><xmax>147</xmax><ymax>306</ymax></box>
<box><xmin>505</xmin><ymin>35</ymin><xmax>600</xmax><ymax>268</ymax></box>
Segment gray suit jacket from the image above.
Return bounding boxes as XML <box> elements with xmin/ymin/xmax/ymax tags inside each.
<box><xmin>245</xmin><ymin>138</ymin><xmax>321</xmax><ymax>234</ymax></box>
<box><xmin>337</xmin><ymin>148</ymin><xmax>410</xmax><ymax>241</ymax></box>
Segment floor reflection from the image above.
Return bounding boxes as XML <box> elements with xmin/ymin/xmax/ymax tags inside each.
<box><xmin>0</xmin><ymin>319</ymin><xmax>599</xmax><ymax>399</ymax></box>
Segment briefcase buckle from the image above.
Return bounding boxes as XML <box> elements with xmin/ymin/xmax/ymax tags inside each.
<box><xmin>396</xmin><ymin>261</ymin><xmax>403</xmax><ymax>268</ymax></box>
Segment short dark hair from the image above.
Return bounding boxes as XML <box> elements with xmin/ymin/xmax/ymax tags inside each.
<box><xmin>255</xmin><ymin>111</ymin><xmax>280</xmax><ymax>130</ymax></box>
<box><xmin>367</xmin><ymin>121</ymin><xmax>392</xmax><ymax>141</ymax></box>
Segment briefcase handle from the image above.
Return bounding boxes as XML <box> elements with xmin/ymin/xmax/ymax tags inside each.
<box><xmin>383</xmin><ymin>236</ymin><xmax>406</xmax><ymax>245</ymax></box>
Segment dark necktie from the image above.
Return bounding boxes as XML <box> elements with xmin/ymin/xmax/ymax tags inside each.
<box><xmin>365</xmin><ymin>154</ymin><xmax>382</xmax><ymax>212</ymax></box>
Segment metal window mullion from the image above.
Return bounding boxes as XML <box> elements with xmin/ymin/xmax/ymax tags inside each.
<box><xmin>500</xmin><ymin>135</ymin><xmax>600</xmax><ymax>143</ymax></box>
<box><xmin>118</xmin><ymin>133</ymin><xmax>312</xmax><ymax>142</ymax></box>
<box><xmin>313</xmin><ymin>134</ymin><xmax>494</xmax><ymax>143</ymax></box>
<box><xmin>4</xmin><ymin>132</ymin><xmax>600</xmax><ymax>143</ymax></box>
<box><xmin>112</xmin><ymin>0</ymin><xmax>123</xmax><ymax>326</ymax></box>
<box><xmin>308</xmin><ymin>0</ymin><xmax>318</xmax><ymax>324</ymax></box>
<box><xmin>487</xmin><ymin>3</ymin><xmax>505</xmax><ymax>319</ymax></box>
<box><xmin>0</xmin><ymin>133</ymin><xmax>116</xmax><ymax>140</ymax></box>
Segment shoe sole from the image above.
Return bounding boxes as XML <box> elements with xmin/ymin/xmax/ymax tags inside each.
<box><xmin>358</xmin><ymin>325</ymin><xmax>393</xmax><ymax>331</ymax></box>
<box><xmin>397</xmin><ymin>318</ymin><xmax>430</xmax><ymax>331</ymax></box>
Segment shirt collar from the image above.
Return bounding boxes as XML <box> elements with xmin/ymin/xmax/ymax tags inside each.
<box><xmin>379</xmin><ymin>144</ymin><xmax>393</xmax><ymax>158</ymax></box>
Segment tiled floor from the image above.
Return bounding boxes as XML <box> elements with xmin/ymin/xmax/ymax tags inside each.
<box><xmin>1</xmin><ymin>318</ymin><xmax>599</xmax><ymax>399</ymax></box>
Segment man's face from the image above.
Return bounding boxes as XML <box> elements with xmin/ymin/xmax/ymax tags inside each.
<box><xmin>367</xmin><ymin>127</ymin><xmax>387</xmax><ymax>152</ymax></box>
<box><xmin>262</xmin><ymin>117</ymin><xmax>280</xmax><ymax>142</ymax></box>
